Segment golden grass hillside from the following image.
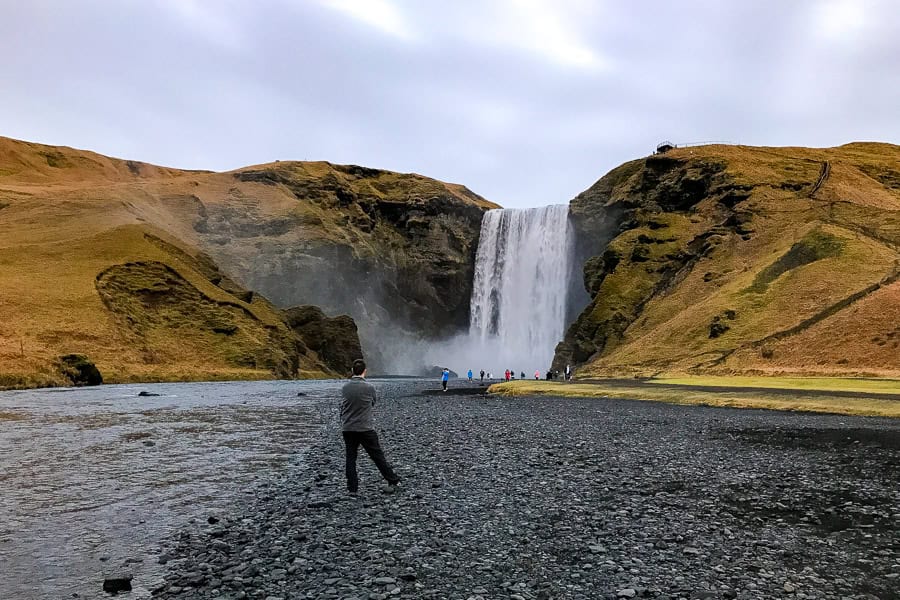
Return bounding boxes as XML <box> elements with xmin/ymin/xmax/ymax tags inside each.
<box><xmin>556</xmin><ymin>142</ymin><xmax>900</xmax><ymax>378</ymax></box>
<box><xmin>0</xmin><ymin>222</ymin><xmax>347</xmax><ymax>388</ymax></box>
<box><xmin>0</xmin><ymin>137</ymin><xmax>458</xmax><ymax>387</ymax></box>
<box><xmin>0</xmin><ymin>135</ymin><xmax>498</xmax><ymax>373</ymax></box>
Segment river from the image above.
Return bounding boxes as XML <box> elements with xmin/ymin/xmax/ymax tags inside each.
<box><xmin>0</xmin><ymin>379</ymin><xmax>346</xmax><ymax>599</ymax></box>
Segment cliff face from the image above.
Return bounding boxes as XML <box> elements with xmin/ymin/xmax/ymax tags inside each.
<box><xmin>556</xmin><ymin>143</ymin><xmax>900</xmax><ymax>377</ymax></box>
<box><xmin>193</xmin><ymin>161</ymin><xmax>496</xmax><ymax>370</ymax></box>
<box><xmin>0</xmin><ymin>136</ymin><xmax>481</xmax><ymax>386</ymax></box>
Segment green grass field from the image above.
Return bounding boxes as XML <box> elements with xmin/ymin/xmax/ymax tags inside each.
<box><xmin>488</xmin><ymin>379</ymin><xmax>900</xmax><ymax>418</ymax></box>
<box><xmin>651</xmin><ymin>376</ymin><xmax>900</xmax><ymax>395</ymax></box>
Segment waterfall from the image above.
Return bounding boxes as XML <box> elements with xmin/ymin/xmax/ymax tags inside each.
<box><xmin>467</xmin><ymin>205</ymin><xmax>573</xmax><ymax>374</ymax></box>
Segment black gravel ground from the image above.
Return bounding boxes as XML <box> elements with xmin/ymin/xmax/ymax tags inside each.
<box><xmin>152</xmin><ymin>380</ymin><xmax>900</xmax><ymax>600</ymax></box>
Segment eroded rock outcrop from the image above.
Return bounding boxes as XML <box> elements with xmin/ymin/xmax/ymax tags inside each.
<box><xmin>58</xmin><ymin>354</ymin><xmax>103</xmax><ymax>386</ymax></box>
<box><xmin>283</xmin><ymin>305</ymin><xmax>363</xmax><ymax>377</ymax></box>
<box><xmin>189</xmin><ymin>161</ymin><xmax>497</xmax><ymax>370</ymax></box>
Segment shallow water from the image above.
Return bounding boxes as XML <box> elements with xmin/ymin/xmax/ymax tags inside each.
<box><xmin>0</xmin><ymin>379</ymin><xmax>346</xmax><ymax>600</ymax></box>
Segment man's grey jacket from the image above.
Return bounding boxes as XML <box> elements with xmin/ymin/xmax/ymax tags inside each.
<box><xmin>340</xmin><ymin>376</ymin><xmax>377</xmax><ymax>432</ymax></box>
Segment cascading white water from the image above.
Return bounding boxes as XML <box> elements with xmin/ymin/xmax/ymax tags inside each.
<box><xmin>467</xmin><ymin>205</ymin><xmax>573</xmax><ymax>374</ymax></box>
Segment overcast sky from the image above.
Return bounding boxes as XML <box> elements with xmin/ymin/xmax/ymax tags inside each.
<box><xmin>1</xmin><ymin>0</ymin><xmax>898</xmax><ymax>207</ymax></box>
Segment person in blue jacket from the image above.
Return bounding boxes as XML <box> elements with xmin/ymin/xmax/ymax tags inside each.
<box><xmin>467</xmin><ymin>369</ymin><xmax>473</xmax><ymax>382</ymax></box>
<box><xmin>441</xmin><ymin>368</ymin><xmax>450</xmax><ymax>391</ymax></box>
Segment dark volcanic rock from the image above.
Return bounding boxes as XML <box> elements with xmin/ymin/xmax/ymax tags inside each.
<box><xmin>152</xmin><ymin>381</ymin><xmax>900</xmax><ymax>600</ymax></box>
<box><xmin>422</xmin><ymin>365</ymin><xmax>458</xmax><ymax>378</ymax></box>
<box><xmin>283</xmin><ymin>305</ymin><xmax>363</xmax><ymax>376</ymax></box>
<box><xmin>102</xmin><ymin>573</ymin><xmax>133</xmax><ymax>594</ymax></box>
<box><xmin>58</xmin><ymin>354</ymin><xmax>103</xmax><ymax>386</ymax></box>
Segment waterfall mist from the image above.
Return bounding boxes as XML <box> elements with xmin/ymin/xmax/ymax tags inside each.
<box><xmin>411</xmin><ymin>205</ymin><xmax>574</xmax><ymax>377</ymax></box>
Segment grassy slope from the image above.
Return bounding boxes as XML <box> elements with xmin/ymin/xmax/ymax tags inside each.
<box><xmin>569</xmin><ymin>143</ymin><xmax>900</xmax><ymax>379</ymax></box>
<box><xmin>0</xmin><ymin>135</ymin><xmax>492</xmax><ymax>387</ymax></box>
<box><xmin>489</xmin><ymin>380</ymin><xmax>900</xmax><ymax>418</ymax></box>
<box><xmin>0</xmin><ymin>222</ymin><xmax>330</xmax><ymax>387</ymax></box>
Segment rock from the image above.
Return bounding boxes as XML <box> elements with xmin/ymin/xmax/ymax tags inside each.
<box><xmin>148</xmin><ymin>380</ymin><xmax>900</xmax><ymax>600</ymax></box>
<box><xmin>138</xmin><ymin>391</ymin><xmax>160</xmax><ymax>397</ymax></box>
<box><xmin>617</xmin><ymin>589</ymin><xmax>637</xmax><ymax>598</ymax></box>
<box><xmin>58</xmin><ymin>354</ymin><xmax>103</xmax><ymax>386</ymax></box>
<box><xmin>422</xmin><ymin>366</ymin><xmax>458</xmax><ymax>378</ymax></box>
<box><xmin>102</xmin><ymin>574</ymin><xmax>132</xmax><ymax>594</ymax></box>
<box><xmin>283</xmin><ymin>305</ymin><xmax>363</xmax><ymax>376</ymax></box>
<box><xmin>784</xmin><ymin>582</ymin><xmax>797</xmax><ymax>593</ymax></box>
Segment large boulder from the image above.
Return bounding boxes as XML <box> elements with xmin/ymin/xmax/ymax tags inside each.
<box><xmin>58</xmin><ymin>354</ymin><xmax>103</xmax><ymax>386</ymax></box>
<box><xmin>283</xmin><ymin>305</ymin><xmax>363</xmax><ymax>377</ymax></box>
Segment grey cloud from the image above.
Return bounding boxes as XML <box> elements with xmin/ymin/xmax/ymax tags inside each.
<box><xmin>0</xmin><ymin>0</ymin><xmax>897</xmax><ymax>207</ymax></box>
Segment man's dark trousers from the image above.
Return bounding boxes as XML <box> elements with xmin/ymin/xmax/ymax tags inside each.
<box><xmin>342</xmin><ymin>430</ymin><xmax>399</xmax><ymax>493</ymax></box>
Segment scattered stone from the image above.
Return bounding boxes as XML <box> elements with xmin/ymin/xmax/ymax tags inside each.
<box><xmin>102</xmin><ymin>574</ymin><xmax>132</xmax><ymax>594</ymax></box>
<box><xmin>148</xmin><ymin>381</ymin><xmax>900</xmax><ymax>600</ymax></box>
<box><xmin>138</xmin><ymin>391</ymin><xmax>160</xmax><ymax>397</ymax></box>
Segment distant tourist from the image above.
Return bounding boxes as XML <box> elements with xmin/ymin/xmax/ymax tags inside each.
<box><xmin>565</xmin><ymin>364</ymin><xmax>571</xmax><ymax>380</ymax></box>
<box><xmin>480</xmin><ymin>369</ymin><xmax>485</xmax><ymax>382</ymax></box>
<box><xmin>340</xmin><ymin>359</ymin><xmax>400</xmax><ymax>496</ymax></box>
<box><xmin>441</xmin><ymin>368</ymin><xmax>450</xmax><ymax>391</ymax></box>
<box><xmin>467</xmin><ymin>369</ymin><xmax>473</xmax><ymax>382</ymax></box>
<box><xmin>520</xmin><ymin>371</ymin><xmax>525</xmax><ymax>379</ymax></box>
<box><xmin>534</xmin><ymin>370</ymin><xmax>540</xmax><ymax>380</ymax></box>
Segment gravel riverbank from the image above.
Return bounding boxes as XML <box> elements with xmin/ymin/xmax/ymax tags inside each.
<box><xmin>152</xmin><ymin>380</ymin><xmax>899</xmax><ymax>600</ymax></box>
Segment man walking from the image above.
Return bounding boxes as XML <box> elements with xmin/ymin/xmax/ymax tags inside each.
<box><xmin>441</xmin><ymin>368</ymin><xmax>450</xmax><ymax>391</ymax></box>
<box><xmin>341</xmin><ymin>359</ymin><xmax>400</xmax><ymax>495</ymax></box>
